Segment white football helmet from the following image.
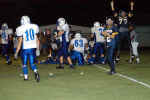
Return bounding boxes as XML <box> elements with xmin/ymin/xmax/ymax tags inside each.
<box><xmin>57</xmin><ymin>18</ymin><xmax>66</xmax><ymax>26</ymax></box>
<box><xmin>75</xmin><ymin>33</ymin><xmax>82</xmax><ymax>38</ymax></box>
<box><xmin>1</xmin><ymin>23</ymin><xmax>8</xmax><ymax>30</ymax></box>
<box><xmin>21</xmin><ymin>16</ymin><xmax>30</xmax><ymax>25</ymax></box>
<box><xmin>94</xmin><ymin>21</ymin><xmax>100</xmax><ymax>28</ymax></box>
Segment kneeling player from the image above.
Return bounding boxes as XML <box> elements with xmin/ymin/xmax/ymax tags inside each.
<box><xmin>15</xmin><ymin>16</ymin><xmax>40</xmax><ymax>82</ymax></box>
<box><xmin>70</xmin><ymin>33</ymin><xmax>88</xmax><ymax>66</ymax></box>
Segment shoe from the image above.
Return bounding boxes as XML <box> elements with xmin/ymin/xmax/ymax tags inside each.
<box><xmin>35</xmin><ymin>72</ymin><xmax>40</xmax><ymax>82</ymax></box>
<box><xmin>56</xmin><ymin>66</ymin><xmax>64</xmax><ymax>69</ymax></box>
<box><xmin>108</xmin><ymin>71</ymin><xmax>116</xmax><ymax>75</ymax></box>
<box><xmin>136</xmin><ymin>58</ymin><xmax>140</xmax><ymax>64</ymax></box>
<box><xmin>70</xmin><ymin>65</ymin><xmax>75</xmax><ymax>69</ymax></box>
<box><xmin>24</xmin><ymin>78</ymin><xmax>28</xmax><ymax>81</ymax></box>
<box><xmin>101</xmin><ymin>61</ymin><xmax>105</xmax><ymax>65</ymax></box>
<box><xmin>116</xmin><ymin>57</ymin><xmax>120</xmax><ymax>61</ymax></box>
<box><xmin>7</xmin><ymin>61</ymin><xmax>12</xmax><ymax>65</ymax></box>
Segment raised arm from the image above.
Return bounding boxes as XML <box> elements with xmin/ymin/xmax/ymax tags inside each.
<box><xmin>110</xmin><ymin>0</ymin><xmax>115</xmax><ymax>11</ymax></box>
<box><xmin>128</xmin><ymin>0</ymin><xmax>135</xmax><ymax>17</ymax></box>
<box><xmin>130</xmin><ymin>0</ymin><xmax>134</xmax><ymax>11</ymax></box>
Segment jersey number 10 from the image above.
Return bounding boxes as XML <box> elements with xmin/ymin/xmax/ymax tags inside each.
<box><xmin>25</xmin><ymin>29</ymin><xmax>35</xmax><ymax>41</ymax></box>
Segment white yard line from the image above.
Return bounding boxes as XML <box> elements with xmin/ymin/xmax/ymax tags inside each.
<box><xmin>94</xmin><ymin>64</ymin><xmax>150</xmax><ymax>89</ymax></box>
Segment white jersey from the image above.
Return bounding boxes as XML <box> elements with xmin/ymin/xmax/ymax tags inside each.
<box><xmin>70</xmin><ymin>37</ymin><xmax>88</xmax><ymax>53</ymax></box>
<box><xmin>0</xmin><ymin>29</ymin><xmax>12</xmax><ymax>44</ymax></box>
<box><xmin>57</xmin><ymin>24</ymin><xmax>70</xmax><ymax>42</ymax></box>
<box><xmin>91</xmin><ymin>27</ymin><xmax>105</xmax><ymax>43</ymax></box>
<box><xmin>16</xmin><ymin>24</ymin><xmax>39</xmax><ymax>49</ymax></box>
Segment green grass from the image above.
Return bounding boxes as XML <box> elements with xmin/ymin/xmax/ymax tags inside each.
<box><xmin>0</xmin><ymin>52</ymin><xmax>150</xmax><ymax>100</ymax></box>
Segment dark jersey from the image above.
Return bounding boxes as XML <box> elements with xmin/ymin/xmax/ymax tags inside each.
<box><xmin>105</xmin><ymin>25</ymin><xmax>118</xmax><ymax>48</ymax></box>
<box><xmin>113</xmin><ymin>11</ymin><xmax>133</xmax><ymax>33</ymax></box>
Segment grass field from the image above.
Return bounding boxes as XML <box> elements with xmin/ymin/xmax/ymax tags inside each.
<box><xmin>0</xmin><ymin>51</ymin><xmax>150</xmax><ymax>100</ymax></box>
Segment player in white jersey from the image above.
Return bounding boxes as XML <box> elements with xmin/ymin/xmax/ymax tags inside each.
<box><xmin>91</xmin><ymin>21</ymin><xmax>105</xmax><ymax>64</ymax></box>
<box><xmin>56</xmin><ymin>18</ymin><xmax>73</xmax><ymax>69</ymax></box>
<box><xmin>129</xmin><ymin>25</ymin><xmax>140</xmax><ymax>64</ymax></box>
<box><xmin>70</xmin><ymin>33</ymin><xmax>88</xmax><ymax>65</ymax></box>
<box><xmin>15</xmin><ymin>16</ymin><xmax>40</xmax><ymax>82</ymax></box>
<box><xmin>0</xmin><ymin>23</ymin><xmax>12</xmax><ymax>64</ymax></box>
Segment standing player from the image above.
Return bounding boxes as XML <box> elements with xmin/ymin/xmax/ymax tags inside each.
<box><xmin>103</xmin><ymin>17</ymin><xmax>118</xmax><ymax>75</ymax></box>
<box><xmin>70</xmin><ymin>33</ymin><xmax>88</xmax><ymax>66</ymax></box>
<box><xmin>91</xmin><ymin>21</ymin><xmax>105</xmax><ymax>64</ymax></box>
<box><xmin>110</xmin><ymin>0</ymin><xmax>135</xmax><ymax>61</ymax></box>
<box><xmin>56</xmin><ymin>18</ymin><xmax>73</xmax><ymax>69</ymax></box>
<box><xmin>15</xmin><ymin>16</ymin><xmax>40</xmax><ymax>82</ymax></box>
<box><xmin>129</xmin><ymin>25</ymin><xmax>140</xmax><ymax>64</ymax></box>
<box><xmin>0</xmin><ymin>23</ymin><xmax>12</xmax><ymax>64</ymax></box>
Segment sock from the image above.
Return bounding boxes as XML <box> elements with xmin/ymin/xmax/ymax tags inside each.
<box><xmin>6</xmin><ymin>55</ymin><xmax>10</xmax><ymax>62</ymax></box>
<box><xmin>136</xmin><ymin>58</ymin><xmax>140</xmax><ymax>62</ymax></box>
<box><xmin>30</xmin><ymin>64</ymin><xmax>37</xmax><ymax>72</ymax></box>
<box><xmin>34</xmin><ymin>69</ymin><xmax>37</xmax><ymax>73</ymax></box>
<box><xmin>23</xmin><ymin>65</ymin><xmax>28</xmax><ymax>75</ymax></box>
<box><xmin>24</xmin><ymin>74</ymin><xmax>28</xmax><ymax>79</ymax></box>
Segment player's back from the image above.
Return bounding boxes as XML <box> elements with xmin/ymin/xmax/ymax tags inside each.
<box><xmin>57</xmin><ymin>24</ymin><xmax>70</xmax><ymax>42</ymax></box>
<box><xmin>16</xmin><ymin>24</ymin><xmax>39</xmax><ymax>50</ymax></box>
<box><xmin>91</xmin><ymin>27</ymin><xmax>105</xmax><ymax>43</ymax></box>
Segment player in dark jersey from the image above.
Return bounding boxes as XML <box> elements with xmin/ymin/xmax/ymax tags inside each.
<box><xmin>110</xmin><ymin>0</ymin><xmax>135</xmax><ymax>61</ymax></box>
<box><xmin>103</xmin><ymin>17</ymin><xmax>118</xmax><ymax>75</ymax></box>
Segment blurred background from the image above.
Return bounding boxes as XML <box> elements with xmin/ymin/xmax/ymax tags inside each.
<box><xmin>0</xmin><ymin>0</ymin><xmax>149</xmax><ymax>28</ymax></box>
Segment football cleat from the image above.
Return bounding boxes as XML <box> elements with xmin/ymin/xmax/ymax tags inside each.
<box><xmin>70</xmin><ymin>65</ymin><xmax>75</xmax><ymax>69</ymax></box>
<box><xmin>24</xmin><ymin>78</ymin><xmax>29</xmax><ymax>81</ymax></box>
<box><xmin>56</xmin><ymin>66</ymin><xmax>64</xmax><ymax>69</ymax></box>
<box><xmin>108</xmin><ymin>71</ymin><xmax>116</xmax><ymax>75</ymax></box>
<box><xmin>35</xmin><ymin>72</ymin><xmax>40</xmax><ymax>82</ymax></box>
<box><xmin>7</xmin><ymin>61</ymin><xmax>12</xmax><ymax>65</ymax></box>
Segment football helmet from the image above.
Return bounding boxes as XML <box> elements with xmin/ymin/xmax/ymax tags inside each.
<box><xmin>75</xmin><ymin>33</ymin><xmax>82</xmax><ymax>38</ymax></box>
<box><xmin>94</xmin><ymin>21</ymin><xmax>100</xmax><ymax>28</ymax></box>
<box><xmin>57</xmin><ymin>18</ymin><xmax>66</xmax><ymax>26</ymax></box>
<box><xmin>1</xmin><ymin>23</ymin><xmax>8</xmax><ymax>30</ymax></box>
<box><xmin>21</xmin><ymin>16</ymin><xmax>30</xmax><ymax>25</ymax></box>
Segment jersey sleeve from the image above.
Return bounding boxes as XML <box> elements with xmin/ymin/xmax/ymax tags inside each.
<box><xmin>7</xmin><ymin>29</ymin><xmax>13</xmax><ymax>35</ymax></box>
<box><xmin>70</xmin><ymin>39</ymin><xmax>74</xmax><ymax>45</ymax></box>
<box><xmin>91</xmin><ymin>27</ymin><xmax>95</xmax><ymax>34</ymax></box>
<box><xmin>84</xmin><ymin>38</ymin><xmax>88</xmax><ymax>44</ymax></box>
<box><xmin>16</xmin><ymin>27</ymin><xmax>23</xmax><ymax>37</ymax></box>
<box><xmin>64</xmin><ymin>24</ymin><xmax>70</xmax><ymax>32</ymax></box>
<box><xmin>34</xmin><ymin>24</ymin><xmax>39</xmax><ymax>34</ymax></box>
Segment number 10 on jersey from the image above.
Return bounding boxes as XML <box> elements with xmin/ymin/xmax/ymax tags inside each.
<box><xmin>25</xmin><ymin>29</ymin><xmax>35</xmax><ymax>41</ymax></box>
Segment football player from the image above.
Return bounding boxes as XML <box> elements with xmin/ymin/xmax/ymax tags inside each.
<box><xmin>103</xmin><ymin>17</ymin><xmax>118</xmax><ymax>75</ymax></box>
<box><xmin>15</xmin><ymin>16</ymin><xmax>40</xmax><ymax>82</ymax></box>
<box><xmin>129</xmin><ymin>25</ymin><xmax>140</xmax><ymax>64</ymax></box>
<box><xmin>110</xmin><ymin>0</ymin><xmax>135</xmax><ymax>61</ymax></box>
<box><xmin>70</xmin><ymin>33</ymin><xmax>88</xmax><ymax>66</ymax></box>
<box><xmin>0</xmin><ymin>23</ymin><xmax>12</xmax><ymax>64</ymax></box>
<box><xmin>91</xmin><ymin>21</ymin><xmax>105</xmax><ymax>64</ymax></box>
<box><xmin>56</xmin><ymin>18</ymin><xmax>73</xmax><ymax>69</ymax></box>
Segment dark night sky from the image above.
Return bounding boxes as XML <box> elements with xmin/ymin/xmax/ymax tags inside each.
<box><xmin>0</xmin><ymin>0</ymin><xmax>149</xmax><ymax>29</ymax></box>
